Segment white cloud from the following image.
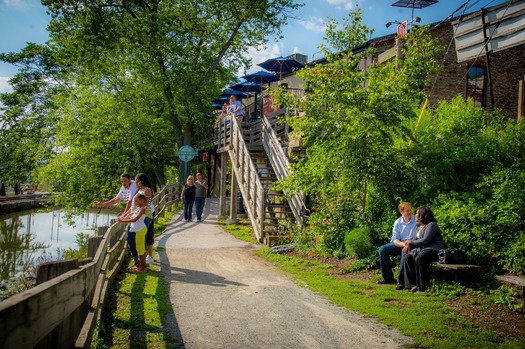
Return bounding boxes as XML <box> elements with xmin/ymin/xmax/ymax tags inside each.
<box><xmin>298</xmin><ymin>16</ymin><xmax>326</xmax><ymax>33</ymax></box>
<box><xmin>239</xmin><ymin>44</ymin><xmax>282</xmax><ymax>76</ymax></box>
<box><xmin>325</xmin><ymin>0</ymin><xmax>358</xmax><ymax>11</ymax></box>
<box><xmin>0</xmin><ymin>77</ymin><xmax>13</xmax><ymax>94</ymax></box>
<box><xmin>3</xmin><ymin>0</ymin><xmax>41</xmax><ymax>10</ymax></box>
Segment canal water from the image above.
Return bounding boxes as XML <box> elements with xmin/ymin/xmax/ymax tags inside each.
<box><xmin>0</xmin><ymin>207</ymin><xmax>120</xmax><ymax>282</ymax></box>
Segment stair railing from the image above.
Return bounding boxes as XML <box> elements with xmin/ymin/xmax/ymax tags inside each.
<box><xmin>227</xmin><ymin>116</ymin><xmax>266</xmax><ymax>242</ymax></box>
<box><xmin>261</xmin><ymin>114</ymin><xmax>307</xmax><ymax>226</ymax></box>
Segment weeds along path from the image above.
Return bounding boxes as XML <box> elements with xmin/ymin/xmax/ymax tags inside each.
<box><xmin>156</xmin><ymin>198</ymin><xmax>411</xmax><ymax>349</ymax></box>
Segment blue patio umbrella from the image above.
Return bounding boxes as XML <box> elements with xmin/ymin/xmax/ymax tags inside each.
<box><xmin>242</xmin><ymin>70</ymin><xmax>280</xmax><ymax>85</ymax></box>
<box><xmin>230</xmin><ymin>81</ymin><xmax>266</xmax><ymax>93</ymax></box>
<box><xmin>212</xmin><ymin>97</ymin><xmax>229</xmax><ymax>105</ymax></box>
<box><xmin>211</xmin><ymin>103</ymin><xmax>223</xmax><ymax>109</ymax></box>
<box><xmin>257</xmin><ymin>56</ymin><xmax>304</xmax><ymax>80</ymax></box>
<box><xmin>220</xmin><ymin>89</ymin><xmax>252</xmax><ymax>99</ymax></box>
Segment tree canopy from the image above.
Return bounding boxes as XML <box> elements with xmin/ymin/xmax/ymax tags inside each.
<box><xmin>1</xmin><ymin>0</ymin><xmax>301</xmax><ymax>210</ymax></box>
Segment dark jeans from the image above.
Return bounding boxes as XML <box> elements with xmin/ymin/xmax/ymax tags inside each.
<box><xmin>404</xmin><ymin>248</ymin><xmax>439</xmax><ymax>291</ymax></box>
<box><xmin>195</xmin><ymin>197</ymin><xmax>205</xmax><ymax>220</ymax></box>
<box><xmin>378</xmin><ymin>243</ymin><xmax>405</xmax><ymax>283</ymax></box>
<box><xmin>184</xmin><ymin>198</ymin><xmax>195</xmax><ymax>221</ymax></box>
<box><xmin>126</xmin><ymin>227</ymin><xmax>137</xmax><ymax>259</ymax></box>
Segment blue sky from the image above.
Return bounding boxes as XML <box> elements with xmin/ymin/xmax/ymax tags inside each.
<box><xmin>0</xmin><ymin>0</ymin><xmax>508</xmax><ymax>93</ymax></box>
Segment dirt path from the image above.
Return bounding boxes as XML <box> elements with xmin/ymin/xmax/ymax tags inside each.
<box><xmin>156</xmin><ymin>198</ymin><xmax>412</xmax><ymax>349</ymax></box>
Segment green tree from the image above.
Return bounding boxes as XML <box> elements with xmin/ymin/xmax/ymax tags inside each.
<box><xmin>0</xmin><ymin>44</ymin><xmax>62</xmax><ymax>194</ymax></box>
<box><xmin>274</xmin><ymin>9</ymin><xmax>441</xmax><ymax>255</ymax></box>
<box><xmin>42</xmin><ymin>0</ymin><xmax>301</xmax><ymax>169</ymax></box>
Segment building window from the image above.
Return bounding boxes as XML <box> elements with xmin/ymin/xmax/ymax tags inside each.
<box><xmin>466</xmin><ymin>64</ymin><xmax>487</xmax><ymax>108</ymax></box>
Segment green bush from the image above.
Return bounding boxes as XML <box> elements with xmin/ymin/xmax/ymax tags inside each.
<box><xmin>344</xmin><ymin>226</ymin><xmax>372</xmax><ymax>259</ymax></box>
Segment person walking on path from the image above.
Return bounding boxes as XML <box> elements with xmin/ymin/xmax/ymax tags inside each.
<box><xmin>181</xmin><ymin>175</ymin><xmax>196</xmax><ymax>222</ymax></box>
<box><xmin>377</xmin><ymin>202</ymin><xmax>419</xmax><ymax>290</ymax></box>
<box><xmin>194</xmin><ymin>172</ymin><xmax>208</xmax><ymax>222</ymax></box>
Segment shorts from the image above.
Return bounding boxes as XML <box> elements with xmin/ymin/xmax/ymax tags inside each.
<box><xmin>145</xmin><ymin>212</ymin><xmax>155</xmax><ymax>246</ymax></box>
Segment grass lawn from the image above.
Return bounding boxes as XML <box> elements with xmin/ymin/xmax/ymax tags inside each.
<box><xmin>97</xmin><ymin>214</ymin><xmax>525</xmax><ymax>349</ymax></box>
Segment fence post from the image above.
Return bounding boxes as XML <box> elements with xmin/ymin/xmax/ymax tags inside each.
<box><xmin>35</xmin><ymin>259</ymin><xmax>80</xmax><ymax>285</ymax></box>
<box><xmin>87</xmin><ymin>236</ymin><xmax>104</xmax><ymax>258</ymax></box>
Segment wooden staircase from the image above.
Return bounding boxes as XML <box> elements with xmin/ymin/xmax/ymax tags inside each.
<box><xmin>249</xmin><ymin>146</ymin><xmax>296</xmax><ymax>237</ymax></box>
<box><xmin>215</xmin><ymin>110</ymin><xmax>307</xmax><ymax>244</ymax></box>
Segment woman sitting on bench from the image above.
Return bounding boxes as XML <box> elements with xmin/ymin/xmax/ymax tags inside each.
<box><xmin>402</xmin><ymin>206</ymin><xmax>446</xmax><ymax>293</ymax></box>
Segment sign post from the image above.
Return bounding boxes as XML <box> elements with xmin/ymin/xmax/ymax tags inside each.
<box><xmin>176</xmin><ymin>145</ymin><xmax>198</xmax><ymax>182</ymax></box>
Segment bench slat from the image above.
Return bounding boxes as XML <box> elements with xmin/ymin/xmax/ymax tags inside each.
<box><xmin>434</xmin><ymin>263</ymin><xmax>480</xmax><ymax>270</ymax></box>
<box><xmin>496</xmin><ymin>275</ymin><xmax>525</xmax><ymax>287</ymax></box>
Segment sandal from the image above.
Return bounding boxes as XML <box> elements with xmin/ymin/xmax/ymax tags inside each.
<box><xmin>132</xmin><ymin>268</ymin><xmax>147</xmax><ymax>273</ymax></box>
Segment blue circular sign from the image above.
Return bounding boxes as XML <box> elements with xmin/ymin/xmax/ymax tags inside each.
<box><xmin>176</xmin><ymin>145</ymin><xmax>198</xmax><ymax>162</ymax></box>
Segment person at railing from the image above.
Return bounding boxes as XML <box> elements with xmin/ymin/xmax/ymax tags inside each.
<box><xmin>228</xmin><ymin>95</ymin><xmax>244</xmax><ymax>123</ymax></box>
<box><xmin>119</xmin><ymin>173</ymin><xmax>156</xmax><ymax>265</ymax></box>
<box><xmin>92</xmin><ymin>173</ymin><xmax>138</xmax><ymax>216</ymax></box>
<box><xmin>116</xmin><ymin>193</ymin><xmax>149</xmax><ymax>273</ymax></box>
<box><xmin>195</xmin><ymin>172</ymin><xmax>209</xmax><ymax>222</ymax></box>
<box><xmin>221</xmin><ymin>101</ymin><xmax>228</xmax><ymax>119</ymax></box>
<box><xmin>181</xmin><ymin>175</ymin><xmax>196</xmax><ymax>222</ymax></box>
<box><xmin>135</xmin><ymin>173</ymin><xmax>156</xmax><ymax>265</ymax></box>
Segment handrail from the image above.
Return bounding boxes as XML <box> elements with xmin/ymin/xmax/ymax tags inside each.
<box><xmin>227</xmin><ymin>116</ymin><xmax>266</xmax><ymax>242</ymax></box>
<box><xmin>261</xmin><ymin>114</ymin><xmax>307</xmax><ymax>226</ymax></box>
<box><xmin>0</xmin><ymin>183</ymin><xmax>181</xmax><ymax>349</ymax></box>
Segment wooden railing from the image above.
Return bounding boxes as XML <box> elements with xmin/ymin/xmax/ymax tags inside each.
<box><xmin>215</xmin><ymin>111</ymin><xmax>287</xmax><ymax>148</ymax></box>
<box><xmin>227</xmin><ymin>116</ymin><xmax>266</xmax><ymax>242</ymax></box>
<box><xmin>261</xmin><ymin>114</ymin><xmax>308</xmax><ymax>226</ymax></box>
<box><xmin>0</xmin><ymin>183</ymin><xmax>181</xmax><ymax>349</ymax></box>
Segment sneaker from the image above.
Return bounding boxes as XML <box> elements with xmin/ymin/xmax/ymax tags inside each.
<box><xmin>146</xmin><ymin>255</ymin><xmax>154</xmax><ymax>265</ymax></box>
<box><xmin>396</xmin><ymin>283</ymin><xmax>404</xmax><ymax>290</ymax></box>
<box><xmin>377</xmin><ymin>278</ymin><xmax>395</xmax><ymax>285</ymax></box>
<box><xmin>132</xmin><ymin>268</ymin><xmax>147</xmax><ymax>273</ymax></box>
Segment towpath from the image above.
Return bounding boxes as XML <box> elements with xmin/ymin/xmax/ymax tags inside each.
<box><xmin>155</xmin><ymin>198</ymin><xmax>411</xmax><ymax>349</ymax></box>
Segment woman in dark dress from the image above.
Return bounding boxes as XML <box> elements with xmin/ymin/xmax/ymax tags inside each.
<box><xmin>181</xmin><ymin>176</ymin><xmax>196</xmax><ymax>222</ymax></box>
<box><xmin>402</xmin><ymin>206</ymin><xmax>446</xmax><ymax>292</ymax></box>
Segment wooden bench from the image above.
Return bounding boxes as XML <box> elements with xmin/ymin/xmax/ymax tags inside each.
<box><xmin>496</xmin><ymin>275</ymin><xmax>525</xmax><ymax>312</ymax></box>
<box><xmin>433</xmin><ymin>262</ymin><xmax>481</xmax><ymax>282</ymax></box>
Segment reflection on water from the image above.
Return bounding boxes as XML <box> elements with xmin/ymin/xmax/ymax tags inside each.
<box><xmin>0</xmin><ymin>207</ymin><xmax>119</xmax><ymax>282</ymax></box>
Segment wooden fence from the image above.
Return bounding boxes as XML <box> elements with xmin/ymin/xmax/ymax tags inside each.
<box><xmin>0</xmin><ymin>184</ymin><xmax>180</xmax><ymax>349</ymax></box>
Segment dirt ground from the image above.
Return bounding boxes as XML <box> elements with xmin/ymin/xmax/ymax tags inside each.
<box><xmin>285</xmin><ymin>250</ymin><xmax>525</xmax><ymax>343</ymax></box>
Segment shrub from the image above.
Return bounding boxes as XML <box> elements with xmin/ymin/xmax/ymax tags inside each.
<box><xmin>344</xmin><ymin>226</ymin><xmax>372</xmax><ymax>259</ymax></box>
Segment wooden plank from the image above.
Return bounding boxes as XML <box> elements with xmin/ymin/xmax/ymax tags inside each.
<box><xmin>35</xmin><ymin>259</ymin><xmax>79</xmax><ymax>285</ymax></box>
<box><xmin>496</xmin><ymin>275</ymin><xmax>525</xmax><ymax>287</ymax></box>
<box><xmin>434</xmin><ymin>263</ymin><xmax>480</xmax><ymax>270</ymax></box>
<box><xmin>0</xmin><ymin>264</ymin><xmax>96</xmax><ymax>349</ymax></box>
<box><xmin>74</xmin><ymin>309</ymin><xmax>96</xmax><ymax>349</ymax></box>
